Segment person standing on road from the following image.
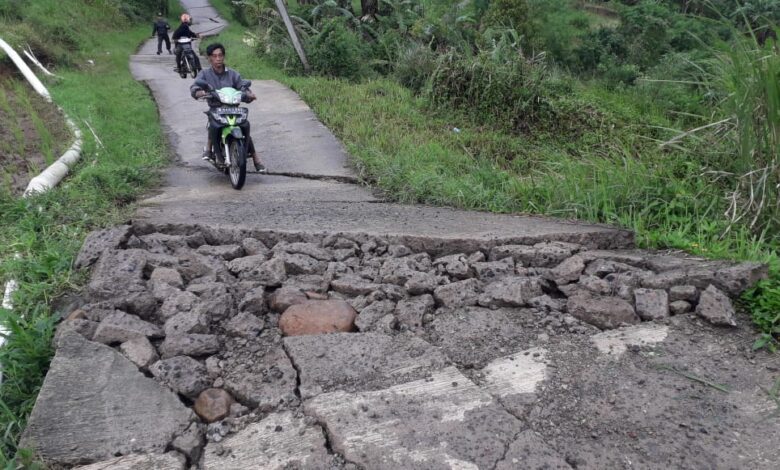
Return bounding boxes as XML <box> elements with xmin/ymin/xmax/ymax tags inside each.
<box><xmin>152</xmin><ymin>13</ymin><xmax>171</xmax><ymax>55</ymax></box>
<box><xmin>190</xmin><ymin>43</ymin><xmax>265</xmax><ymax>172</ymax></box>
<box><xmin>172</xmin><ymin>13</ymin><xmax>201</xmax><ymax>76</ymax></box>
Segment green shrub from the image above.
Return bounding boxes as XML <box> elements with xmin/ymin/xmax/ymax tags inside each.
<box><xmin>597</xmin><ymin>57</ymin><xmax>640</xmax><ymax>89</ymax></box>
<box><xmin>308</xmin><ymin>17</ymin><xmax>369</xmax><ymax>80</ymax></box>
<box><xmin>393</xmin><ymin>42</ymin><xmax>437</xmax><ymax>93</ymax></box>
<box><xmin>481</xmin><ymin>0</ymin><xmax>535</xmax><ymax>42</ymax></box>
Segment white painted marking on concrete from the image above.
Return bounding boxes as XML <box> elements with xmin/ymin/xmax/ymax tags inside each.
<box><xmin>591</xmin><ymin>323</ymin><xmax>669</xmax><ymax>357</ymax></box>
<box><xmin>481</xmin><ymin>347</ymin><xmax>548</xmax><ymax>397</ymax></box>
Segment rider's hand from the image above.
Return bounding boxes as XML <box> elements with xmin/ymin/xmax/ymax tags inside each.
<box><xmin>245</xmin><ymin>91</ymin><xmax>257</xmax><ymax>102</ymax></box>
<box><xmin>195</xmin><ymin>90</ymin><xmax>207</xmax><ymax>98</ymax></box>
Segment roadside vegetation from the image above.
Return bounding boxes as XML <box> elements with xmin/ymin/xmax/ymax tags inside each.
<box><xmin>0</xmin><ymin>0</ymin><xmax>173</xmax><ymax>463</ymax></box>
<box><xmin>212</xmin><ymin>0</ymin><xmax>780</xmax><ymax>348</ymax></box>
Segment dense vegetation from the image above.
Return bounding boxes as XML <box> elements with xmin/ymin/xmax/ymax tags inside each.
<box><xmin>0</xmin><ymin>0</ymin><xmax>173</xmax><ymax>464</ymax></box>
<box><xmin>222</xmin><ymin>0</ymin><xmax>780</xmax><ymax>347</ymax></box>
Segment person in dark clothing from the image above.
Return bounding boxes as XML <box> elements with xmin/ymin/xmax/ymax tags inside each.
<box><xmin>172</xmin><ymin>13</ymin><xmax>201</xmax><ymax>76</ymax></box>
<box><xmin>191</xmin><ymin>43</ymin><xmax>265</xmax><ymax>172</ymax></box>
<box><xmin>152</xmin><ymin>14</ymin><xmax>171</xmax><ymax>55</ymax></box>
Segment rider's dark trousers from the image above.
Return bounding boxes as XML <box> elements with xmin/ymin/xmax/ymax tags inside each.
<box><xmin>208</xmin><ymin>120</ymin><xmax>256</xmax><ymax>158</ymax></box>
<box><xmin>156</xmin><ymin>34</ymin><xmax>170</xmax><ymax>53</ymax></box>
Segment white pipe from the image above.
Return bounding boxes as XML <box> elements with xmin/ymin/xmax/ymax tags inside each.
<box><xmin>24</xmin><ymin>116</ymin><xmax>83</xmax><ymax>195</ymax></box>
<box><xmin>1</xmin><ymin>38</ymin><xmax>83</xmax><ymax>384</ymax></box>
<box><xmin>0</xmin><ymin>37</ymin><xmax>51</xmax><ymax>102</ymax></box>
<box><xmin>23</xmin><ymin>47</ymin><xmax>58</xmax><ymax>78</ymax></box>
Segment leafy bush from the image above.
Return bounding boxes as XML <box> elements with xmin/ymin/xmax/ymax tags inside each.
<box><xmin>427</xmin><ymin>51</ymin><xmax>600</xmax><ymax>136</ymax></box>
<box><xmin>393</xmin><ymin>42</ymin><xmax>437</xmax><ymax>93</ymax></box>
<box><xmin>308</xmin><ymin>17</ymin><xmax>369</xmax><ymax>80</ymax></box>
<box><xmin>597</xmin><ymin>57</ymin><xmax>640</xmax><ymax>89</ymax></box>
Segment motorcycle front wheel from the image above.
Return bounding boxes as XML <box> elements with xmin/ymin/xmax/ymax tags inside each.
<box><xmin>187</xmin><ymin>54</ymin><xmax>200</xmax><ymax>78</ymax></box>
<box><xmin>227</xmin><ymin>138</ymin><xmax>246</xmax><ymax>190</ymax></box>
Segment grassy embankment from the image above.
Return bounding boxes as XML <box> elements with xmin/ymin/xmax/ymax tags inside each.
<box><xmin>0</xmin><ymin>0</ymin><xmax>173</xmax><ymax>463</ymax></box>
<box><xmin>208</xmin><ymin>0</ymin><xmax>779</xmax><ymax>342</ymax></box>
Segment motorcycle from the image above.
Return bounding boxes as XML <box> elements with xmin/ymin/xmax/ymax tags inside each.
<box><xmin>201</xmin><ymin>86</ymin><xmax>250</xmax><ymax>190</ymax></box>
<box><xmin>175</xmin><ymin>37</ymin><xmax>201</xmax><ymax>79</ymax></box>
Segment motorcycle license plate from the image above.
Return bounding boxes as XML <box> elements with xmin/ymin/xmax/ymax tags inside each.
<box><xmin>215</xmin><ymin>107</ymin><xmax>244</xmax><ymax>115</ymax></box>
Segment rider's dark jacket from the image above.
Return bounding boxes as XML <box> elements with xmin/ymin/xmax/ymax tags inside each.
<box><xmin>172</xmin><ymin>23</ymin><xmax>198</xmax><ymax>41</ymax></box>
<box><xmin>152</xmin><ymin>19</ymin><xmax>170</xmax><ymax>36</ymax></box>
<box><xmin>191</xmin><ymin>67</ymin><xmax>252</xmax><ymax>109</ymax></box>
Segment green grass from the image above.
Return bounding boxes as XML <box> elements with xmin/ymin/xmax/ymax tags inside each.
<box><xmin>0</xmin><ymin>19</ymin><xmax>169</xmax><ymax>466</ymax></box>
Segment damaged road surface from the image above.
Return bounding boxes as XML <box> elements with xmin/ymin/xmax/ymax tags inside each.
<box><xmin>20</xmin><ymin>1</ymin><xmax>780</xmax><ymax>469</ymax></box>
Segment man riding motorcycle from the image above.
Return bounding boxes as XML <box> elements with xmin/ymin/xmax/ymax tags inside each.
<box><xmin>172</xmin><ymin>13</ymin><xmax>201</xmax><ymax>78</ymax></box>
<box><xmin>190</xmin><ymin>42</ymin><xmax>265</xmax><ymax>172</ymax></box>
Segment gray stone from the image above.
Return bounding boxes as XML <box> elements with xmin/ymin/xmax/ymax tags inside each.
<box><xmin>159</xmin><ymin>291</ymin><xmax>200</xmax><ymax>321</ymax></box>
<box><xmin>715</xmin><ymin>262</ymin><xmax>767</xmax><ymax>296</ymax></box>
<box><xmin>331</xmin><ymin>275</ymin><xmax>381</xmax><ymax>296</ymax></box>
<box><xmin>171</xmin><ymin>423</ymin><xmax>204</xmax><ymax>464</ymax></box>
<box><xmin>285</xmin><ymin>274</ymin><xmax>330</xmax><ymax>294</ymax></box>
<box><xmin>550</xmin><ymin>255</ymin><xmax>586</xmax><ymax>284</ymax></box>
<box><xmin>640</xmin><ymin>267</ymin><xmax>718</xmax><ymax>291</ymax></box>
<box><xmin>332</xmin><ymin>247</ymin><xmax>357</xmax><ymax>261</ymax></box>
<box><xmin>429</xmin><ymin>307</ymin><xmax>528</xmax><ymax>366</ymax></box>
<box><xmin>276</xmin><ymin>252</ymin><xmax>325</xmax><ymax>275</ymax></box>
<box><xmin>669</xmin><ymin>300</ymin><xmax>692</xmax><ymax>315</ymax></box>
<box><xmin>578</xmin><ymin>275</ymin><xmax>614</xmax><ymax>296</ymax></box>
<box><xmin>379</xmin><ymin>254</ymin><xmax>432</xmax><ymax>285</ymax></box>
<box><xmin>54</xmin><ymin>319</ymin><xmax>98</xmax><ymax>346</ymax></box>
<box><xmin>433</xmin><ymin>253</ymin><xmax>471</xmax><ymax>279</ymax></box>
<box><xmin>225</xmin><ymin>311</ymin><xmax>265</xmax><ymax>338</ymax></box>
<box><xmin>696</xmin><ymin>285</ymin><xmax>737</xmax><ymax>327</ymax></box>
<box><xmin>495</xmin><ymin>430</ymin><xmax>570</xmax><ymax>470</ymax></box>
<box><xmin>578</xmin><ymin>250</ymin><xmax>647</xmax><ymax>266</ymax></box>
<box><xmin>159</xmin><ymin>334</ymin><xmax>220</xmax><ymax>359</ymax></box>
<box><xmin>73</xmin><ymin>452</ymin><xmax>186</xmax><ymax>470</ymax></box>
<box><xmin>74</xmin><ymin>225</ymin><xmax>133</xmax><ymax>270</ymax></box>
<box><xmin>150</xmin><ymin>356</ymin><xmax>211</xmax><ymax>398</ymax></box>
<box><xmin>373</xmin><ymin>314</ymin><xmax>399</xmax><ymax>334</ymax></box>
<box><xmin>468</xmin><ymin>251</ymin><xmax>487</xmax><ymax>263</ymax></box>
<box><xmin>491</xmin><ymin>242</ymin><xmax>577</xmax><ymax>268</ymax></box>
<box><xmin>404</xmin><ymin>271</ymin><xmax>441</xmax><ymax>295</ymax></box>
<box><xmin>187</xmin><ymin>282</ymin><xmax>229</xmax><ymax>298</ymax></box>
<box><xmin>567</xmin><ymin>295</ymin><xmax>640</xmax><ymax>330</ymax></box>
<box><xmin>584</xmin><ymin>259</ymin><xmax>647</xmax><ymax>278</ymax></box>
<box><xmin>489</xmin><ymin>244</ymin><xmax>533</xmax><ymax>263</ymax></box>
<box><xmin>20</xmin><ymin>332</ymin><xmax>192</xmax><ymax>467</ymax></box>
<box><xmin>150</xmin><ymin>266</ymin><xmax>184</xmax><ymax>289</ymax></box>
<box><xmin>176</xmin><ymin>252</ymin><xmax>224</xmax><ymax>283</ymax></box>
<box><xmin>222</xmin><ymin>345</ymin><xmax>298</xmax><ymax>410</ymax></box>
<box><xmin>229</xmin><ymin>255</ymin><xmax>286</xmax><ymax>286</ymax></box>
<box><xmin>395</xmin><ymin>295</ymin><xmax>435</xmax><ymax>330</ymax></box>
<box><xmin>273</xmin><ymin>241</ymin><xmax>332</xmax><ymax>261</ymax></box>
<box><xmin>93</xmin><ymin>311</ymin><xmax>163</xmax><ymax>345</ymax></box>
<box><xmin>285</xmin><ymin>332</ymin><xmax>448</xmax><ymax>399</ymax></box>
<box><xmin>119</xmin><ymin>336</ymin><xmax>159</xmax><ymax>369</ymax></box>
<box><xmin>479</xmin><ymin>276</ymin><xmax>543</xmax><ymax>308</ymax></box>
<box><xmin>241</xmin><ymin>237</ymin><xmax>269</xmax><ymax>257</ymax></box>
<box><xmin>473</xmin><ymin>257</ymin><xmax>515</xmax><ymax>282</ymax></box>
<box><xmin>634</xmin><ymin>288</ymin><xmax>670</xmax><ymax>321</ymax></box>
<box><xmin>238</xmin><ymin>286</ymin><xmax>266</xmax><ymax>315</ymax></box>
<box><xmin>304</xmin><ymin>367</ymin><xmax>519</xmax><ymax>470</ymax></box>
<box><xmin>355</xmin><ymin>300</ymin><xmax>396</xmax><ymax>332</ymax></box>
<box><xmin>269</xmin><ymin>286</ymin><xmax>308</xmax><ymax>313</ymax></box>
<box><xmin>669</xmin><ymin>285</ymin><xmax>698</xmax><ymax>303</ymax></box>
<box><xmin>164</xmin><ymin>310</ymin><xmax>210</xmax><ymax>336</ymax></box>
<box><xmin>433</xmin><ymin>278</ymin><xmax>481</xmax><ymax>307</ymax></box>
<box><xmin>194</xmin><ymin>293</ymin><xmax>235</xmax><ymax>322</ymax></box>
<box><xmin>88</xmin><ymin>249</ymin><xmax>147</xmax><ymax>299</ymax></box>
<box><xmin>202</xmin><ymin>412</ymin><xmax>330</xmax><ymax>470</ymax></box>
<box><xmin>139</xmin><ymin>233</ymin><xmax>188</xmax><ymax>254</ymax></box>
<box><xmin>196</xmin><ymin>244</ymin><xmax>244</xmax><ymax>261</ymax></box>
<box><xmin>387</xmin><ymin>244</ymin><xmax>411</xmax><ymax>257</ymax></box>
<box><xmin>529</xmin><ymin>295</ymin><xmax>566</xmax><ymax>312</ymax></box>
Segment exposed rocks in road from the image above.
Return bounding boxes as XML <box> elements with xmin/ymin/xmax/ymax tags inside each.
<box><xmin>25</xmin><ymin>221</ymin><xmax>770</xmax><ymax>467</ymax></box>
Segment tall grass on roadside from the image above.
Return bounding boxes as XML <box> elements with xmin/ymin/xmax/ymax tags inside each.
<box><xmin>704</xmin><ymin>30</ymin><xmax>780</xmax><ymax>236</ymax></box>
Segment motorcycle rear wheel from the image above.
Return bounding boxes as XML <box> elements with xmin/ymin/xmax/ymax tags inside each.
<box><xmin>227</xmin><ymin>138</ymin><xmax>246</xmax><ymax>190</ymax></box>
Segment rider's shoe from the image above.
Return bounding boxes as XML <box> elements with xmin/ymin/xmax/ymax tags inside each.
<box><xmin>202</xmin><ymin>148</ymin><xmax>214</xmax><ymax>162</ymax></box>
<box><xmin>251</xmin><ymin>154</ymin><xmax>266</xmax><ymax>173</ymax></box>
<box><xmin>156</xmin><ymin>51</ymin><xmax>161</xmax><ymax>55</ymax></box>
